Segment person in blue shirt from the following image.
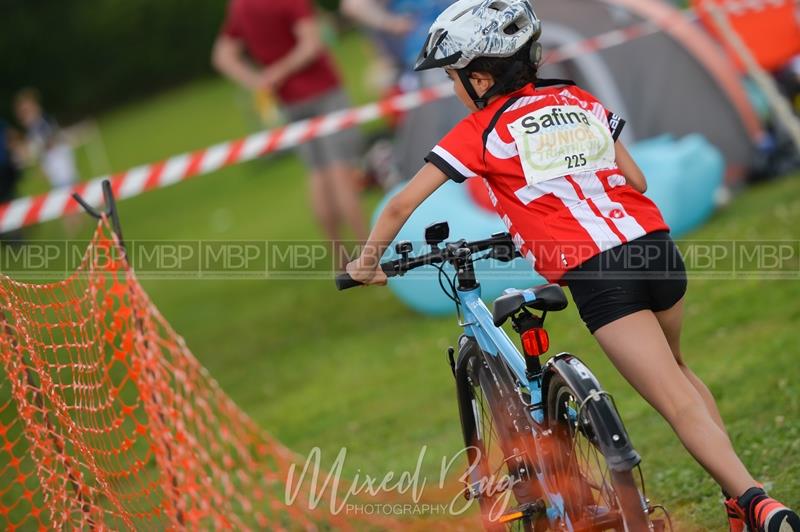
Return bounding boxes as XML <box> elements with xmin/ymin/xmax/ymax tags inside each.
<box><xmin>341</xmin><ymin>0</ymin><xmax>467</xmax><ymax>180</ymax></box>
<box><xmin>341</xmin><ymin>0</ymin><xmax>452</xmax><ymax>75</ymax></box>
<box><xmin>393</xmin><ymin>0</ymin><xmax>453</xmax><ymax>73</ymax></box>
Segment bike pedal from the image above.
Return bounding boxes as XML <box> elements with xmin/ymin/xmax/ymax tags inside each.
<box><xmin>497</xmin><ymin>500</ymin><xmax>546</xmax><ymax>524</ymax></box>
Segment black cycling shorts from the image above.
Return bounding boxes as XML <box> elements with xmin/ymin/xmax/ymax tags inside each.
<box><xmin>563</xmin><ymin>232</ymin><xmax>688</xmax><ymax>334</ymax></box>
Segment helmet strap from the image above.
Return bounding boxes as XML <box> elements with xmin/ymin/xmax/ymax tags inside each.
<box><xmin>530</xmin><ymin>42</ymin><xmax>542</xmax><ymax>65</ymax></box>
<box><xmin>459</xmin><ymin>60</ymin><xmax>530</xmax><ymax>111</ymax></box>
<box><xmin>456</xmin><ymin>69</ymin><xmax>489</xmax><ymax>110</ymax></box>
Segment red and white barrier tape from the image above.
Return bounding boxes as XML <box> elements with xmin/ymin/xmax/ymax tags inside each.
<box><xmin>547</xmin><ymin>22</ymin><xmax>662</xmax><ymax>64</ymax></box>
<box><xmin>0</xmin><ymin>85</ymin><xmax>452</xmax><ymax>233</ymax></box>
<box><xmin>0</xmin><ymin>11</ymin><xmax>697</xmax><ymax>234</ymax></box>
<box><xmin>546</xmin><ymin>10</ymin><xmax>697</xmax><ymax>64</ymax></box>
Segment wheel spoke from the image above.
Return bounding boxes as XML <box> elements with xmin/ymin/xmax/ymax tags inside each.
<box><xmin>465</xmin><ymin>356</ymin><xmax>540</xmax><ymax>531</ymax></box>
<box><xmin>474</xmin><ymin>379</ymin><xmax>510</xmax><ymax>499</ymax></box>
<box><xmin>477</xmin><ymin>389</ymin><xmax>498</xmax><ymax>461</ymax></box>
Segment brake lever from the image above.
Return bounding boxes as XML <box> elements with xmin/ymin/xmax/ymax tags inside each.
<box><xmin>382</xmin><ymin>246</ymin><xmax>447</xmax><ymax>278</ymax></box>
<box><xmin>381</xmin><ymin>260</ymin><xmax>403</xmax><ymax>278</ymax></box>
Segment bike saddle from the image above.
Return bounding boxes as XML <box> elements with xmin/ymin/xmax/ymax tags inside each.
<box><xmin>492</xmin><ymin>284</ymin><xmax>569</xmax><ymax>327</ymax></box>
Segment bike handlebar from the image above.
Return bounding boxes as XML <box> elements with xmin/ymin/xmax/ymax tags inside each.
<box><xmin>336</xmin><ymin>232</ymin><xmax>519</xmax><ymax>291</ymax></box>
<box><xmin>335</xmin><ymin>273</ymin><xmax>363</xmax><ymax>290</ymax></box>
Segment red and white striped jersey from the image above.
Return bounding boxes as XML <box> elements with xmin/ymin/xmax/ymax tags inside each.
<box><xmin>426</xmin><ymin>81</ymin><xmax>669</xmax><ymax>283</ymax></box>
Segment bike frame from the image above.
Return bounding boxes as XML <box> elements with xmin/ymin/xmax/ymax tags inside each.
<box><xmin>457</xmin><ymin>283</ymin><xmax>571</xmax><ymax>527</ymax></box>
<box><xmin>336</xmin><ymin>231</ymin><xmax>643</xmax><ymax>529</ymax></box>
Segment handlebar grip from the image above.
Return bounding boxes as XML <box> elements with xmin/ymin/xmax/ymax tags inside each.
<box><xmin>335</xmin><ymin>273</ymin><xmax>363</xmax><ymax>291</ymax></box>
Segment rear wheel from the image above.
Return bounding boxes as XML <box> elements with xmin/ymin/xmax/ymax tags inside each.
<box><xmin>546</xmin><ymin>374</ymin><xmax>649</xmax><ymax>531</ymax></box>
<box><xmin>459</xmin><ymin>350</ymin><xmax>541</xmax><ymax>532</ymax></box>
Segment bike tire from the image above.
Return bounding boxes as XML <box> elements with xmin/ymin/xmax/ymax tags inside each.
<box><xmin>456</xmin><ymin>344</ymin><xmax>539</xmax><ymax>532</ymax></box>
<box><xmin>545</xmin><ymin>372</ymin><xmax>649</xmax><ymax>532</ymax></box>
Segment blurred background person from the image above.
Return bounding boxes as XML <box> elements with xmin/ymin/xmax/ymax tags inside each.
<box><xmin>13</xmin><ymin>89</ymin><xmax>82</xmax><ymax>236</ymax></box>
<box><xmin>14</xmin><ymin>89</ymin><xmax>79</xmax><ymax>191</ymax></box>
<box><xmin>0</xmin><ymin>121</ymin><xmax>20</xmax><ymax>199</ymax></box>
<box><xmin>340</xmin><ymin>0</ymin><xmax>415</xmax><ymax>77</ymax></box>
<box><xmin>341</xmin><ymin>0</ymin><xmax>449</xmax><ymax>78</ymax></box>
<box><xmin>0</xmin><ymin>119</ymin><xmax>23</xmax><ymax>244</ymax></box>
<box><xmin>212</xmin><ymin>0</ymin><xmax>369</xmax><ymax>265</ymax></box>
<box><xmin>776</xmin><ymin>55</ymin><xmax>800</xmax><ymax>113</ymax></box>
<box><xmin>691</xmin><ymin>0</ymin><xmax>800</xmax><ymax>181</ymax></box>
<box><xmin>341</xmin><ymin>0</ymin><xmax>468</xmax><ymax>183</ymax></box>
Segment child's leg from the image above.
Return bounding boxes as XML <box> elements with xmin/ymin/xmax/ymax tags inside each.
<box><xmin>654</xmin><ymin>298</ymin><xmax>728</xmax><ymax>434</ymax></box>
<box><xmin>309</xmin><ymin>169</ymin><xmax>341</xmax><ymax>242</ymax></box>
<box><xmin>327</xmin><ymin>163</ymin><xmax>369</xmax><ymax>242</ymax></box>
<box><xmin>593</xmin><ymin>310</ymin><xmax>755</xmax><ymax>498</ymax></box>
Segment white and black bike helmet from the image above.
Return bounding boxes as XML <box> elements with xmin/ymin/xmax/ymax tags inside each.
<box><xmin>415</xmin><ymin>0</ymin><xmax>543</xmax><ymax>109</ymax></box>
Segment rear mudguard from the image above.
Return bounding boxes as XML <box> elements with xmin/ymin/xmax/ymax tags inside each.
<box><xmin>542</xmin><ymin>354</ymin><xmax>641</xmax><ymax>473</ymax></box>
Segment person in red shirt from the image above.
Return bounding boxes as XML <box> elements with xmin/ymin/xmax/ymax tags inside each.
<box><xmin>212</xmin><ymin>0</ymin><xmax>368</xmax><ymax>261</ymax></box>
<box><xmin>346</xmin><ymin>1</ymin><xmax>800</xmax><ymax>530</ymax></box>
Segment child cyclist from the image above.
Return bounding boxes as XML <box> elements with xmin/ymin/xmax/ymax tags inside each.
<box><xmin>345</xmin><ymin>0</ymin><xmax>799</xmax><ymax>529</ymax></box>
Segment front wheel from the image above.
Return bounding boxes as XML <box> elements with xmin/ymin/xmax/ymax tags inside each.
<box><xmin>456</xmin><ymin>346</ymin><xmax>540</xmax><ymax>531</ymax></box>
<box><xmin>545</xmin><ymin>369</ymin><xmax>650</xmax><ymax>531</ymax></box>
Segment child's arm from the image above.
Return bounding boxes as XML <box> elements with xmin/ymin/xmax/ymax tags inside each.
<box><xmin>340</xmin><ymin>0</ymin><xmax>413</xmax><ymax>35</ymax></box>
<box><xmin>346</xmin><ymin>163</ymin><xmax>449</xmax><ymax>285</ymax></box>
<box><xmin>615</xmin><ymin>141</ymin><xmax>647</xmax><ymax>194</ymax></box>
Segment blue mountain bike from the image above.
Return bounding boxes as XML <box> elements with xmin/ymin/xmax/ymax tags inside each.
<box><xmin>337</xmin><ymin>222</ymin><xmax>668</xmax><ymax>531</ymax></box>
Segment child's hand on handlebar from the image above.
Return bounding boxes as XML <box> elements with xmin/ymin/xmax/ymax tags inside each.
<box><xmin>346</xmin><ymin>258</ymin><xmax>388</xmax><ymax>286</ymax></box>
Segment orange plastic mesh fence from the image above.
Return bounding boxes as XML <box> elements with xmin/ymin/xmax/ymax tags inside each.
<box><xmin>0</xmin><ymin>218</ymin><xmax>376</xmax><ymax>530</ymax></box>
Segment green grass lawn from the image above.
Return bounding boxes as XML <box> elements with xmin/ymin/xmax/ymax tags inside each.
<box><xmin>4</xmin><ymin>31</ymin><xmax>800</xmax><ymax>530</ymax></box>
